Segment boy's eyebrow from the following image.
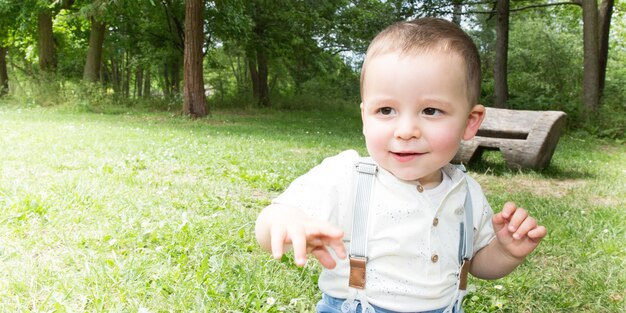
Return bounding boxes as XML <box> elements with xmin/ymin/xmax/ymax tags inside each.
<box><xmin>362</xmin><ymin>95</ymin><xmax>399</xmax><ymax>104</ymax></box>
<box><xmin>420</xmin><ymin>96</ymin><xmax>455</xmax><ymax>107</ymax></box>
<box><xmin>363</xmin><ymin>95</ymin><xmax>464</xmax><ymax>107</ymax></box>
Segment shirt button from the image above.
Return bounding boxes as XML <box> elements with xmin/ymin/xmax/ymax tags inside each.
<box><xmin>417</xmin><ymin>185</ymin><xmax>424</xmax><ymax>192</ymax></box>
<box><xmin>431</xmin><ymin>254</ymin><xmax>439</xmax><ymax>263</ymax></box>
<box><xmin>432</xmin><ymin>218</ymin><xmax>439</xmax><ymax>226</ymax></box>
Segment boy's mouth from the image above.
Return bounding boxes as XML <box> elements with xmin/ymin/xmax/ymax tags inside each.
<box><xmin>390</xmin><ymin>151</ymin><xmax>424</xmax><ymax>162</ymax></box>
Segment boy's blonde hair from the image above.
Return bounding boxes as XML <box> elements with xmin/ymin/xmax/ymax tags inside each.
<box><xmin>361</xmin><ymin>17</ymin><xmax>482</xmax><ymax>106</ymax></box>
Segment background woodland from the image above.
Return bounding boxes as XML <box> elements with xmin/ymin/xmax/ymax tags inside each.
<box><xmin>0</xmin><ymin>0</ymin><xmax>624</xmax><ymax>137</ymax></box>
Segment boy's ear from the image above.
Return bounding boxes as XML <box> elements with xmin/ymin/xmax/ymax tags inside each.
<box><xmin>462</xmin><ymin>104</ymin><xmax>485</xmax><ymax>141</ymax></box>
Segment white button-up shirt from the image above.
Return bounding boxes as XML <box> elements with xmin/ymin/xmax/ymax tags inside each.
<box><xmin>273</xmin><ymin>150</ymin><xmax>495</xmax><ymax>311</ymax></box>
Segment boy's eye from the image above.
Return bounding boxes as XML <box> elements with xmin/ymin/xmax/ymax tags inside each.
<box><xmin>378</xmin><ymin>107</ymin><xmax>395</xmax><ymax>115</ymax></box>
<box><xmin>423</xmin><ymin>107</ymin><xmax>442</xmax><ymax>116</ymax></box>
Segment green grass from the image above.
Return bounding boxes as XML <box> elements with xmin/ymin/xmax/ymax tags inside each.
<box><xmin>0</xmin><ymin>105</ymin><xmax>624</xmax><ymax>312</ymax></box>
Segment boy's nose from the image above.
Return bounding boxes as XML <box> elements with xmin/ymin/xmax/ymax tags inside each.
<box><xmin>394</xmin><ymin>116</ymin><xmax>421</xmax><ymax>140</ymax></box>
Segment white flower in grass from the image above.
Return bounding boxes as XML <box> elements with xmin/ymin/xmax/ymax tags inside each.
<box><xmin>289</xmin><ymin>298</ymin><xmax>299</xmax><ymax>306</ymax></box>
<box><xmin>138</xmin><ymin>308</ymin><xmax>151</xmax><ymax>313</ymax></box>
<box><xmin>266</xmin><ymin>297</ymin><xmax>276</xmax><ymax>306</ymax></box>
<box><xmin>494</xmin><ymin>284</ymin><xmax>504</xmax><ymax>290</ymax></box>
<box><xmin>495</xmin><ymin>300</ymin><xmax>504</xmax><ymax>309</ymax></box>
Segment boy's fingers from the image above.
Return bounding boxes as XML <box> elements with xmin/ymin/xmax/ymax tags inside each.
<box><xmin>528</xmin><ymin>225</ymin><xmax>547</xmax><ymax>241</ymax></box>
<box><xmin>270</xmin><ymin>226</ymin><xmax>287</xmax><ymax>259</ymax></box>
<box><xmin>501</xmin><ymin>201</ymin><xmax>517</xmax><ymax>219</ymax></box>
<box><xmin>311</xmin><ymin>247</ymin><xmax>337</xmax><ymax>269</ymax></box>
<box><xmin>289</xmin><ymin>226</ymin><xmax>308</xmax><ymax>266</ymax></box>
<box><xmin>492</xmin><ymin>212</ymin><xmax>509</xmax><ymax>232</ymax></box>
<box><xmin>507</xmin><ymin>207</ymin><xmax>528</xmax><ymax>233</ymax></box>
<box><xmin>314</xmin><ymin>224</ymin><xmax>346</xmax><ymax>259</ymax></box>
<box><xmin>493</xmin><ymin>202</ymin><xmax>517</xmax><ymax>231</ymax></box>
<box><xmin>326</xmin><ymin>237</ymin><xmax>347</xmax><ymax>259</ymax></box>
<box><xmin>512</xmin><ymin>216</ymin><xmax>537</xmax><ymax>240</ymax></box>
<box><xmin>304</xmin><ymin>223</ymin><xmax>346</xmax><ymax>258</ymax></box>
<box><xmin>305</xmin><ymin>223</ymin><xmax>343</xmax><ymax>239</ymax></box>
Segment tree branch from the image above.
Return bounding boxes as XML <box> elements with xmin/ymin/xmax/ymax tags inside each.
<box><xmin>509</xmin><ymin>1</ymin><xmax>582</xmax><ymax>12</ymax></box>
<box><xmin>433</xmin><ymin>1</ymin><xmax>583</xmax><ymax>15</ymax></box>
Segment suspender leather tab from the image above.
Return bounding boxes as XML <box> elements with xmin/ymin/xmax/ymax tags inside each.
<box><xmin>458</xmin><ymin>259</ymin><xmax>471</xmax><ymax>290</ymax></box>
<box><xmin>348</xmin><ymin>256</ymin><xmax>368</xmax><ymax>289</ymax></box>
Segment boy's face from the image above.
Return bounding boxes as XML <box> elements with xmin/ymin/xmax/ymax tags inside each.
<box><xmin>361</xmin><ymin>51</ymin><xmax>484</xmax><ymax>185</ymax></box>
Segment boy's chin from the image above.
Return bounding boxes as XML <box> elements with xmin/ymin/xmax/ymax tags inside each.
<box><xmin>387</xmin><ymin>169</ymin><xmax>423</xmax><ymax>182</ymax></box>
<box><xmin>391</xmin><ymin>168</ymin><xmax>443</xmax><ymax>186</ymax></box>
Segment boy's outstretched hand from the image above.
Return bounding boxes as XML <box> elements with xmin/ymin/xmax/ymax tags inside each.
<box><xmin>271</xmin><ymin>218</ymin><xmax>346</xmax><ymax>268</ymax></box>
<box><xmin>256</xmin><ymin>204</ymin><xmax>347</xmax><ymax>269</ymax></box>
<box><xmin>492</xmin><ymin>201</ymin><xmax>547</xmax><ymax>260</ymax></box>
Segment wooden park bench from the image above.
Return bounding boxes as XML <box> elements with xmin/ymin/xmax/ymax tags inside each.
<box><xmin>453</xmin><ymin>107</ymin><xmax>567</xmax><ymax>170</ymax></box>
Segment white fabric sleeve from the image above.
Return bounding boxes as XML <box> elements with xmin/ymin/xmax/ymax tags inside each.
<box><xmin>466</xmin><ymin>176</ymin><xmax>496</xmax><ymax>254</ymax></box>
<box><xmin>272</xmin><ymin>150</ymin><xmax>358</xmax><ymax>224</ymax></box>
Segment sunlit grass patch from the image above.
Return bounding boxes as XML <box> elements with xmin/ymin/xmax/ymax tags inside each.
<box><xmin>0</xmin><ymin>106</ymin><xmax>624</xmax><ymax>312</ymax></box>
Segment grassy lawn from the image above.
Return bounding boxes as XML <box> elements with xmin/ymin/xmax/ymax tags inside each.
<box><xmin>0</xmin><ymin>105</ymin><xmax>624</xmax><ymax>312</ymax></box>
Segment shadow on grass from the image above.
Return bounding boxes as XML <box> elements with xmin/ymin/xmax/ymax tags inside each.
<box><xmin>465</xmin><ymin>151</ymin><xmax>595</xmax><ymax>180</ymax></box>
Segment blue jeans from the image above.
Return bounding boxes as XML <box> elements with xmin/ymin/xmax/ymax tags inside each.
<box><xmin>316</xmin><ymin>294</ymin><xmax>451</xmax><ymax>313</ymax></box>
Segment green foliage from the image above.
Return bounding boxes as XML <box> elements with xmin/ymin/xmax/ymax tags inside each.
<box><xmin>1</xmin><ymin>0</ymin><xmax>624</xmax><ymax>138</ymax></box>
<box><xmin>507</xmin><ymin>16</ymin><xmax>583</xmax><ymax>113</ymax></box>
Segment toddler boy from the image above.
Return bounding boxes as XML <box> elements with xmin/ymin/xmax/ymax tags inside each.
<box><xmin>255</xmin><ymin>17</ymin><xmax>546</xmax><ymax>313</ymax></box>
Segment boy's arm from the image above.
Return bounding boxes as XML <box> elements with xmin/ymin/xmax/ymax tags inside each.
<box><xmin>470</xmin><ymin>202</ymin><xmax>547</xmax><ymax>279</ymax></box>
<box><xmin>255</xmin><ymin>203</ymin><xmax>347</xmax><ymax>269</ymax></box>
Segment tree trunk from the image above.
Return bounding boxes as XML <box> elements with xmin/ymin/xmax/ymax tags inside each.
<box><xmin>248</xmin><ymin>56</ymin><xmax>260</xmax><ymax>99</ymax></box>
<box><xmin>582</xmin><ymin>0</ymin><xmax>600</xmax><ymax>113</ymax></box>
<box><xmin>256</xmin><ymin>47</ymin><xmax>270</xmax><ymax>107</ymax></box>
<box><xmin>597</xmin><ymin>0</ymin><xmax>614</xmax><ymax>97</ymax></box>
<box><xmin>162</xmin><ymin>62</ymin><xmax>171</xmax><ymax>96</ymax></box>
<box><xmin>124</xmin><ymin>52</ymin><xmax>131</xmax><ymax>98</ymax></box>
<box><xmin>83</xmin><ymin>18</ymin><xmax>107</xmax><ymax>82</ymax></box>
<box><xmin>111</xmin><ymin>57</ymin><xmax>120</xmax><ymax>93</ymax></box>
<box><xmin>452</xmin><ymin>0</ymin><xmax>463</xmax><ymax>25</ymax></box>
<box><xmin>494</xmin><ymin>0</ymin><xmax>510</xmax><ymax>108</ymax></box>
<box><xmin>170</xmin><ymin>55</ymin><xmax>182</xmax><ymax>95</ymax></box>
<box><xmin>136</xmin><ymin>66</ymin><xmax>143</xmax><ymax>98</ymax></box>
<box><xmin>249</xmin><ymin>2</ymin><xmax>270</xmax><ymax>107</ymax></box>
<box><xmin>143</xmin><ymin>68</ymin><xmax>151</xmax><ymax>97</ymax></box>
<box><xmin>38</xmin><ymin>10</ymin><xmax>56</xmax><ymax>72</ymax></box>
<box><xmin>182</xmin><ymin>0</ymin><xmax>208</xmax><ymax>117</ymax></box>
<box><xmin>0</xmin><ymin>46</ymin><xmax>8</xmax><ymax>96</ymax></box>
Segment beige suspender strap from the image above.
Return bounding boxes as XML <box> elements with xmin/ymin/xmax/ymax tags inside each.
<box><xmin>458</xmin><ymin>177</ymin><xmax>474</xmax><ymax>291</ymax></box>
<box><xmin>446</xmin><ymin>176</ymin><xmax>475</xmax><ymax>313</ymax></box>
<box><xmin>348</xmin><ymin>159</ymin><xmax>377</xmax><ymax>289</ymax></box>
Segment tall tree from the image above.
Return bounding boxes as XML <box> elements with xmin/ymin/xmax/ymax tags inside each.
<box><xmin>246</xmin><ymin>1</ymin><xmax>270</xmax><ymax>107</ymax></box>
<box><xmin>581</xmin><ymin>0</ymin><xmax>601</xmax><ymax>113</ymax></box>
<box><xmin>575</xmin><ymin>0</ymin><xmax>614</xmax><ymax>112</ymax></box>
<box><xmin>0</xmin><ymin>46</ymin><xmax>8</xmax><ymax>95</ymax></box>
<box><xmin>83</xmin><ymin>17</ymin><xmax>107</xmax><ymax>82</ymax></box>
<box><xmin>37</xmin><ymin>8</ymin><xmax>56</xmax><ymax>71</ymax></box>
<box><xmin>452</xmin><ymin>0</ymin><xmax>463</xmax><ymax>25</ymax></box>
<box><xmin>494</xmin><ymin>0</ymin><xmax>510</xmax><ymax>108</ymax></box>
<box><xmin>597</xmin><ymin>0</ymin><xmax>614</xmax><ymax>97</ymax></box>
<box><xmin>182</xmin><ymin>0</ymin><xmax>208</xmax><ymax>117</ymax></box>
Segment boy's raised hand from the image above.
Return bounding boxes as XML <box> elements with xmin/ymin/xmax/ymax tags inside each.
<box><xmin>492</xmin><ymin>202</ymin><xmax>547</xmax><ymax>259</ymax></box>
<box><xmin>255</xmin><ymin>204</ymin><xmax>347</xmax><ymax>269</ymax></box>
<box><xmin>270</xmin><ymin>217</ymin><xmax>346</xmax><ymax>269</ymax></box>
